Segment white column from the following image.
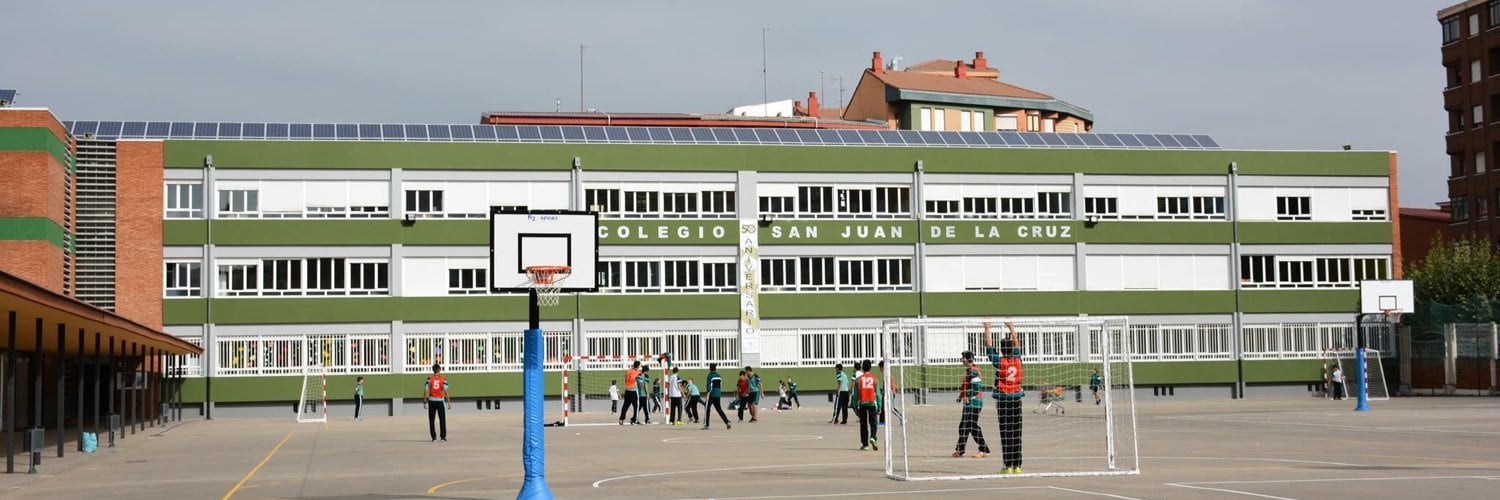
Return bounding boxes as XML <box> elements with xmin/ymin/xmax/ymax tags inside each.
<box><xmin>738</xmin><ymin>171</ymin><xmax>760</xmax><ymax>367</ymax></box>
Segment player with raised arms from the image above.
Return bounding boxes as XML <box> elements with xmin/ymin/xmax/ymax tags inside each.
<box><xmin>988</xmin><ymin>320</ymin><xmax>1025</xmax><ymax>474</ymax></box>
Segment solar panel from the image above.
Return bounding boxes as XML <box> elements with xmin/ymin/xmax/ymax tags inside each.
<box><xmin>1171</xmin><ymin>134</ymin><xmax>1199</xmax><ymax>148</ymax></box>
<box><xmin>193</xmin><ymin>122</ymin><xmax>218</xmax><ymax>138</ymax></box>
<box><xmin>1017</xmin><ymin>133</ymin><xmax>1045</xmax><ymax>146</ymax></box>
<box><xmin>979</xmin><ymin>132</ymin><xmax>1005</xmax><ymax>146</ymax></box>
<box><xmin>145</xmin><ymin>122</ymin><xmax>170</xmax><ymax>137</ymax></box>
<box><xmin>1058</xmin><ymin>133</ymin><xmax>1086</xmax><ymax>147</ymax></box>
<box><xmin>516</xmin><ymin>126</ymin><xmax>541</xmax><ymax>141</ymax></box>
<box><xmin>998</xmin><ymin>131</ymin><xmax>1024</xmax><ymax>145</ymax></box>
<box><xmin>816</xmin><ymin>129</ymin><xmax>843</xmax><ymax>143</ymax></box>
<box><xmin>754</xmin><ymin>129</ymin><xmax>780</xmax><ymax>143</ymax></box>
<box><xmin>625</xmin><ymin>127</ymin><xmax>650</xmax><ymax>141</ymax></box>
<box><xmin>1191</xmin><ymin>135</ymin><xmax>1218</xmax><ymax>148</ymax></box>
<box><xmin>1038</xmin><ymin>133</ymin><xmax>1065</xmax><ymax>146</ymax></box>
<box><xmin>1134</xmin><ymin>134</ymin><xmax>1163</xmax><ymax>147</ymax></box>
<box><xmin>669</xmin><ymin>127</ymin><xmax>694</xmax><ymax>142</ymax></box>
<box><xmin>286</xmin><ymin>123</ymin><xmax>311</xmax><ymax>139</ymax></box>
<box><xmin>427</xmin><ymin>124</ymin><xmax>451</xmax><ymax>139</ymax></box>
<box><xmin>538</xmin><ymin>126</ymin><xmax>564</xmax><ymax>141</ymax></box>
<box><xmin>560</xmin><ymin>126</ymin><xmax>585</xmax><ymax>141</ymax></box>
<box><xmin>72</xmin><ymin>121</ymin><xmax>99</xmax><ymax>138</ymax></box>
<box><xmin>241</xmin><ymin>122</ymin><xmax>266</xmax><ymax>139</ymax></box>
<box><xmin>795</xmin><ymin>129</ymin><xmax>822</xmax><ymax>144</ymax></box>
<box><xmin>604</xmin><ymin>127</ymin><xmax>629</xmax><ymax>142</ymax></box>
<box><xmin>648</xmin><ymin>127</ymin><xmax>674</xmax><ymax>142</ymax></box>
<box><xmin>712</xmin><ymin>128</ymin><xmax>738</xmax><ymax>143</ymax></box>
<box><xmin>97</xmin><ymin>121</ymin><xmax>123</xmax><ymax>137</ymax></box>
<box><xmin>581</xmin><ymin>126</ymin><xmax>607</xmax><ymax>142</ymax></box>
<box><xmin>336</xmin><ymin>124</ymin><xmax>358</xmax><ymax>139</ymax></box>
<box><xmin>1115</xmin><ymin>134</ymin><xmax>1142</xmax><ymax>147</ymax></box>
<box><xmin>495</xmin><ymin>125</ymin><xmax>519</xmax><ymax>140</ymax></box>
<box><xmin>359</xmin><ymin>124</ymin><xmax>381</xmax><ymax>139</ymax></box>
<box><xmin>0</xmin><ymin>89</ymin><xmax>16</xmax><ymax>104</ymax></box>
<box><xmin>1079</xmin><ymin>133</ymin><xmax>1105</xmax><ymax>147</ymax></box>
<box><xmin>733</xmin><ymin>128</ymin><xmax>758</xmax><ymax>143</ymax></box>
<box><xmin>312</xmin><ymin>124</ymin><xmax>336</xmax><ymax>139</ymax></box>
<box><xmin>690</xmin><ymin>128</ymin><xmax>716</xmax><ymax>143</ymax></box>
<box><xmin>381</xmin><ymin>124</ymin><xmax>404</xmax><ymax>139</ymax></box>
<box><xmin>1097</xmin><ymin>133</ymin><xmax>1123</xmax><ymax>147</ymax></box>
<box><xmin>216</xmin><ymin>122</ymin><xmax>241</xmax><ymax>138</ymax></box>
<box><xmin>917</xmin><ymin>131</ymin><xmax>945</xmax><ymax>145</ymax></box>
<box><xmin>473</xmin><ymin>125</ymin><xmax>498</xmax><ymax>140</ymax></box>
<box><xmin>1154</xmin><ymin>134</ymin><xmax>1182</xmax><ymax>148</ymax></box>
<box><xmin>772</xmin><ymin>129</ymin><xmax>799</xmax><ymax>144</ymax></box>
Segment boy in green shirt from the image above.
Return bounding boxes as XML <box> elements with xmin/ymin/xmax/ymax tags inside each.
<box><xmin>953</xmin><ymin>351</ymin><xmax>990</xmax><ymax>458</ymax></box>
<box><xmin>702</xmin><ymin>363</ymin><xmax>731</xmax><ymax>430</ymax></box>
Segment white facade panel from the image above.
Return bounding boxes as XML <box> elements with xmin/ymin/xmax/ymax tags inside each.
<box><xmin>1157</xmin><ymin>256</ymin><xmax>1195</xmax><ymax>290</ymax></box>
<box><xmin>402</xmin><ymin>258</ymin><xmax>450</xmax><ymax>297</ymax></box>
<box><xmin>965</xmin><ymin>255</ymin><xmax>1002</xmax><ymax>290</ymax></box>
<box><xmin>1000</xmin><ymin>255</ymin><xmax>1037</xmax><ymax>290</ymax></box>
<box><xmin>924</xmin><ymin>256</ymin><xmax>965</xmax><ymax>292</ymax></box>
<box><xmin>1239</xmin><ymin>187</ymin><xmax>1278</xmax><ymax>221</ymax></box>
<box><xmin>1117</xmin><ymin>186</ymin><xmax>1157</xmax><ymax>216</ymax></box>
<box><xmin>1349</xmin><ymin>188</ymin><xmax>1388</xmax><ymax>211</ymax></box>
<box><xmin>1312</xmin><ymin>187</ymin><xmax>1350</xmax><ymax>221</ymax></box>
<box><xmin>758</xmin><ymin>183</ymin><xmax>797</xmax><ymax>197</ymax></box>
<box><xmin>1121</xmin><ymin>255</ymin><xmax>1158</xmax><ymax>289</ymax></box>
<box><xmin>304</xmin><ymin>181</ymin><xmax>348</xmax><ymax>207</ymax></box>
<box><xmin>1085</xmin><ymin>255</ymin><xmax>1122</xmax><ymax>290</ymax></box>
<box><xmin>529</xmin><ymin>182</ymin><xmax>571</xmax><ymax>209</ymax></box>
<box><xmin>348</xmin><ymin>181</ymin><xmax>389</xmax><ymax>206</ymax></box>
<box><xmin>1194</xmin><ymin>255</ymin><xmax>1230</xmax><ymax>290</ymax></box>
<box><xmin>258</xmin><ymin>181</ymin><xmax>305</xmax><ymax>212</ymax></box>
<box><xmin>924</xmin><ymin>184</ymin><xmax>961</xmax><ymax>200</ymax></box>
<box><xmin>1036</xmin><ymin>256</ymin><xmax>1074</xmax><ymax>291</ymax></box>
<box><xmin>445</xmin><ymin>182</ymin><xmax>490</xmax><ymax>214</ymax></box>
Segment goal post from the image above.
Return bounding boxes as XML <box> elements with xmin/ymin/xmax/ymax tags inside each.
<box><xmin>561</xmin><ymin>354</ymin><xmax>664</xmax><ymax>425</ymax></box>
<box><xmin>1326</xmin><ymin>349</ymin><xmax>1389</xmax><ymax>401</ymax></box>
<box><xmin>881</xmin><ymin>316</ymin><xmax>1138</xmax><ymax>481</ymax></box>
<box><xmin>296</xmin><ymin>364</ymin><xmax>327</xmax><ymax>423</ymax></box>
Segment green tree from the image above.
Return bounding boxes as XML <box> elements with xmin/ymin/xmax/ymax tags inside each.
<box><xmin>1405</xmin><ymin>234</ymin><xmax>1500</xmax><ymax>324</ymax></box>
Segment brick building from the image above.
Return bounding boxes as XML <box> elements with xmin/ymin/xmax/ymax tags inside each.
<box><xmin>1440</xmin><ymin>1</ymin><xmax>1500</xmax><ymax>243</ymax></box>
<box><xmin>843</xmin><ymin>51</ymin><xmax>1094</xmax><ymax>133</ymax></box>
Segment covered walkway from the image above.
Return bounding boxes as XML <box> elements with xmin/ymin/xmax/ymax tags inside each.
<box><xmin>0</xmin><ymin>269</ymin><xmax>200</xmax><ymax>474</ymax></box>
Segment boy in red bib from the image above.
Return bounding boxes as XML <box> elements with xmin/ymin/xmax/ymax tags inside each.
<box><xmin>425</xmin><ymin>363</ymin><xmax>451</xmax><ymax>442</ymax></box>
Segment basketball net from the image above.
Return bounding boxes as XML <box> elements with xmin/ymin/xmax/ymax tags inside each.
<box><xmin>526</xmin><ymin>265</ymin><xmax>571</xmax><ymax>307</ymax></box>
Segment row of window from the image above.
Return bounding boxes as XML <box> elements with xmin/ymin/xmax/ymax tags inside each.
<box><xmin>167</xmin><ymin>259</ymin><xmax>390</xmax><ymax>297</ymax></box>
<box><xmin>1440</xmin><ymin>3</ymin><xmax>1500</xmax><ymax>46</ymax></box>
<box><xmin>165</xmin><ymin>182</ymin><xmax>1388</xmax><ymax>222</ymax></box>
<box><xmin>1239</xmin><ymin>255</ymin><xmax>1389</xmax><ymax>288</ymax></box>
<box><xmin>1449</xmin><ymin>189</ymin><xmax>1500</xmax><ymax>222</ymax></box>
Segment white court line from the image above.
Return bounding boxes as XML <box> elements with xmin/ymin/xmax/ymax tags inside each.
<box><xmin>1177</xmin><ymin>475</ymin><xmax>1500</xmax><ymax>486</ymax></box>
<box><xmin>1047</xmin><ymin>486</ymin><xmax>1147</xmax><ymax>500</ymax></box>
<box><xmin>1156</xmin><ymin>415</ymin><xmax>1500</xmax><ymax>436</ymax></box>
<box><xmin>593</xmin><ymin>460</ymin><xmax>878</xmax><ymax>488</ymax></box>
<box><xmin>1145</xmin><ymin>456</ymin><xmax>1362</xmax><ymax>467</ymax></box>
<box><xmin>662</xmin><ymin>434</ymin><xmax>822</xmax><ymax>444</ymax></box>
<box><xmin>679</xmin><ymin>486</ymin><xmax>1048</xmax><ymax>499</ymax></box>
<box><xmin>1164</xmin><ymin>483</ymin><xmax>1295</xmax><ymax>500</ymax></box>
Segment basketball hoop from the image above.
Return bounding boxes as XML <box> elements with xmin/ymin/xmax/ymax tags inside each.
<box><xmin>1381</xmin><ymin>308</ymin><xmax>1402</xmax><ymax>325</ymax></box>
<box><xmin>525</xmin><ymin>265</ymin><xmax>571</xmax><ymax>307</ymax></box>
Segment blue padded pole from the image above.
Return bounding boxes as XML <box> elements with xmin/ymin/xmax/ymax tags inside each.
<box><xmin>518</xmin><ymin>289</ymin><xmax>554</xmax><ymax>500</ymax></box>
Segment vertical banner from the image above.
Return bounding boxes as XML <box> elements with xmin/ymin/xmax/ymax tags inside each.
<box><xmin>739</xmin><ymin>221</ymin><xmax>761</xmax><ymax>360</ymax></box>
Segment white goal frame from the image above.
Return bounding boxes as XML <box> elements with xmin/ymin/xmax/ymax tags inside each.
<box><xmin>297</xmin><ymin>364</ymin><xmax>328</xmax><ymax>423</ymax></box>
<box><xmin>1326</xmin><ymin>349</ymin><xmax>1389</xmax><ymax>401</ymax></box>
<box><xmin>880</xmin><ymin>316</ymin><xmax>1140</xmax><ymax>481</ymax></box>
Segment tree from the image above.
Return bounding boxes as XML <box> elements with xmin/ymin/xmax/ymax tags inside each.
<box><xmin>1405</xmin><ymin>233</ymin><xmax>1500</xmax><ymax>324</ymax></box>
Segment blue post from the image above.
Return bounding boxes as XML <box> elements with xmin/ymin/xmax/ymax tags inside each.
<box><xmin>517</xmin><ymin>327</ymin><xmax>554</xmax><ymax>499</ymax></box>
<box><xmin>1354</xmin><ymin>348</ymin><xmax>1369</xmax><ymax>412</ymax></box>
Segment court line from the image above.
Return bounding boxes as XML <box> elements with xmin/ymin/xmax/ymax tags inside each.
<box><xmin>1164</xmin><ymin>483</ymin><xmax>1295</xmax><ymax>500</ymax></box>
<box><xmin>1156</xmin><ymin>415</ymin><xmax>1500</xmax><ymax>436</ymax></box>
<box><xmin>222</xmin><ymin>431</ymin><xmax>294</xmax><ymax>500</ymax></box>
<box><xmin>1175</xmin><ymin>475</ymin><xmax>1500</xmax><ymax>486</ymax></box>
<box><xmin>688</xmin><ymin>486</ymin><xmax>1048</xmax><ymax>499</ymax></box>
<box><xmin>662</xmin><ymin>434</ymin><xmax>823</xmax><ymax>444</ymax></box>
<box><xmin>1145</xmin><ymin>456</ymin><xmax>1361</xmax><ymax>467</ymax></box>
<box><xmin>593</xmin><ymin>460</ymin><xmax>878</xmax><ymax>488</ymax></box>
<box><xmin>1047</xmin><ymin>486</ymin><xmax>1146</xmax><ymax>500</ymax></box>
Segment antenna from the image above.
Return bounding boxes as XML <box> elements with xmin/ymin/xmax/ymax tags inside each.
<box><xmin>579</xmin><ymin>44</ymin><xmax>586</xmax><ymax>112</ymax></box>
<box><xmin>762</xmin><ymin>26</ymin><xmax>772</xmax><ymax>117</ymax></box>
<box><xmin>834</xmin><ymin>76</ymin><xmax>848</xmax><ymax>109</ymax></box>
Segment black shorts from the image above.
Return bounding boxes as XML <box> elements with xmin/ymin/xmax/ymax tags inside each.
<box><xmin>1090</xmin><ymin>385</ymin><xmax>1101</xmax><ymax>392</ymax></box>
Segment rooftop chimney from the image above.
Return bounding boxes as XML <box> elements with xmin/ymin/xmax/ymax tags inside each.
<box><xmin>954</xmin><ymin>60</ymin><xmax>967</xmax><ymax>79</ymax></box>
<box><xmin>973</xmin><ymin>51</ymin><xmax>988</xmax><ymax>70</ymax></box>
<box><xmin>871</xmin><ymin>51</ymin><xmax>884</xmax><ymax>75</ymax></box>
<box><xmin>808</xmin><ymin>91</ymin><xmax>820</xmax><ymax>117</ymax></box>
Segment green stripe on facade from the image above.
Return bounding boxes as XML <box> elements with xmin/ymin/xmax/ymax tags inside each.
<box><xmin>163</xmin><ymin>140</ymin><xmax>1391</xmax><ymax>177</ymax></box>
<box><xmin>0</xmin><ymin>217</ymin><xmax>67</xmax><ymax>249</ymax></box>
<box><xmin>163</xmin><ymin>219</ymin><xmax>1392</xmax><ymax>246</ymax></box>
<box><xmin>0</xmin><ymin>127</ymin><xmax>70</xmax><ymax>166</ymax></box>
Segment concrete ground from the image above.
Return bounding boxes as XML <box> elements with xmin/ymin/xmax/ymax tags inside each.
<box><xmin>2</xmin><ymin>396</ymin><xmax>1497</xmax><ymax>499</ymax></box>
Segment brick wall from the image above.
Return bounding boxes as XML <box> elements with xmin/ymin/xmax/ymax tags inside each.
<box><xmin>114</xmin><ymin>141</ymin><xmax>164</xmax><ymax>329</ymax></box>
<box><xmin>0</xmin><ymin>240</ymin><xmax>63</xmax><ymax>291</ymax></box>
<box><xmin>0</xmin><ymin>152</ymin><xmax>66</xmax><ymax>223</ymax></box>
<box><xmin>0</xmin><ymin>109</ymin><xmax>69</xmax><ymax>144</ymax></box>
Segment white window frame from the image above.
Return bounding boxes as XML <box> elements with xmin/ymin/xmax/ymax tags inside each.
<box><xmin>165</xmin><ymin>182</ymin><xmax>203</xmax><ymax>219</ymax></box>
<box><xmin>448</xmin><ymin>267</ymin><xmax>488</xmax><ymax>295</ymax></box>
<box><xmin>1275</xmin><ymin>196</ymin><xmax>1312</xmax><ymax>221</ymax></box>
<box><xmin>348</xmin><ymin>260</ymin><xmax>390</xmax><ymax>295</ymax></box>
<box><xmin>404</xmin><ymin>189</ymin><xmax>444</xmax><ymax>216</ymax></box>
<box><xmin>995</xmin><ymin>114</ymin><xmax>1018</xmax><ymax>131</ymax></box>
<box><xmin>217</xmin><ymin>189</ymin><xmax>259</xmax><ymax>218</ymax></box>
<box><xmin>164</xmin><ymin>260</ymin><xmax>201</xmax><ymax>297</ymax></box>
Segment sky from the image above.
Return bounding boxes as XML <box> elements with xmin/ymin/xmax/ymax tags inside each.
<box><xmin>0</xmin><ymin>1</ymin><xmax>1454</xmax><ymax>207</ymax></box>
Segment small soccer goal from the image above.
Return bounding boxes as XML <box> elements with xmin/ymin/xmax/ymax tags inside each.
<box><xmin>297</xmin><ymin>364</ymin><xmax>327</xmax><ymax>423</ymax></box>
<box><xmin>881</xmin><ymin>316</ymin><xmax>1138</xmax><ymax>481</ymax></box>
<box><xmin>1327</xmin><ymin>349</ymin><xmax>1390</xmax><ymax>401</ymax></box>
<box><xmin>561</xmin><ymin>354</ymin><xmax>665</xmax><ymax>425</ymax></box>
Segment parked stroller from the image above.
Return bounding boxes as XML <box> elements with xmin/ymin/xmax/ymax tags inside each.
<box><xmin>1032</xmin><ymin>385</ymin><xmax>1066</xmax><ymax>415</ymax></box>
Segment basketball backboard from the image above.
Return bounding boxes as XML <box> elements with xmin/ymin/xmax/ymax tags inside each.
<box><xmin>489</xmin><ymin>208</ymin><xmax>598</xmax><ymax>293</ymax></box>
<box><xmin>1359</xmin><ymin>280</ymin><xmax>1413</xmax><ymax>314</ymax></box>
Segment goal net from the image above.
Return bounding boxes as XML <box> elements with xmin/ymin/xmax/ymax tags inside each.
<box><xmin>563</xmin><ymin>354</ymin><xmax>664</xmax><ymax>425</ymax></box>
<box><xmin>1327</xmin><ymin>349</ymin><xmax>1389</xmax><ymax>401</ymax></box>
<box><xmin>297</xmin><ymin>364</ymin><xmax>327</xmax><ymax>423</ymax></box>
<box><xmin>882</xmin><ymin>316</ymin><xmax>1138</xmax><ymax>480</ymax></box>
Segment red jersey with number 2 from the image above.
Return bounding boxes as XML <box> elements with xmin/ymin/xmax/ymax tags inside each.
<box><xmin>997</xmin><ymin>358</ymin><xmax>1023</xmax><ymax>394</ymax></box>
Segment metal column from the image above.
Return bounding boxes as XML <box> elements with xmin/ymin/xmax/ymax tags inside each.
<box><xmin>56</xmin><ymin>322</ymin><xmax>65</xmax><ymax>458</ymax></box>
<box><xmin>93</xmin><ymin>332</ymin><xmax>101</xmax><ymax>438</ymax></box>
<box><xmin>6</xmin><ymin>311</ymin><xmax>16</xmax><ymax>473</ymax></box>
<box><xmin>75</xmin><ymin>328</ymin><xmax>84</xmax><ymax>451</ymax></box>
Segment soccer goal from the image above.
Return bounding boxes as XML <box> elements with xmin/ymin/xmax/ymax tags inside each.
<box><xmin>297</xmin><ymin>364</ymin><xmax>327</xmax><ymax>423</ymax></box>
<box><xmin>562</xmin><ymin>354</ymin><xmax>663</xmax><ymax>425</ymax></box>
<box><xmin>1328</xmin><ymin>349</ymin><xmax>1389</xmax><ymax>401</ymax></box>
<box><xmin>881</xmin><ymin>316</ymin><xmax>1138</xmax><ymax>481</ymax></box>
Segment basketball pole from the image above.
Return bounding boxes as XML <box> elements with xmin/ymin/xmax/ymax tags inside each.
<box><xmin>1353</xmin><ymin>312</ymin><xmax>1374</xmax><ymax>413</ymax></box>
<box><xmin>518</xmin><ymin>289</ymin><xmax>555</xmax><ymax>500</ymax></box>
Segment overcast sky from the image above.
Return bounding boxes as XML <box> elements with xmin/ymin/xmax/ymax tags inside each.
<box><xmin>1</xmin><ymin>1</ymin><xmax>1454</xmax><ymax>206</ymax></box>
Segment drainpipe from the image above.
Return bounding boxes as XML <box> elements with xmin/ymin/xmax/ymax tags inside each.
<box><xmin>1228</xmin><ymin>161</ymin><xmax>1245</xmax><ymax>399</ymax></box>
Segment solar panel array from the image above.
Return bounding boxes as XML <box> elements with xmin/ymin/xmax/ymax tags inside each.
<box><xmin>0</xmin><ymin>89</ymin><xmax>16</xmax><ymax>104</ymax></box>
<box><xmin>61</xmin><ymin>120</ymin><xmax>1220</xmax><ymax>150</ymax></box>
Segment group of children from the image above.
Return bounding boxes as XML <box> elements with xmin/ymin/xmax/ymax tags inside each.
<box><xmin>610</xmin><ymin>362</ymin><xmax>804</xmax><ymax>429</ymax></box>
<box><xmin>952</xmin><ymin>321</ymin><xmax>1027</xmax><ymax>474</ymax></box>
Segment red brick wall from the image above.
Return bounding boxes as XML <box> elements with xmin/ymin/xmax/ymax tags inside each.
<box><xmin>0</xmin><ymin>240</ymin><xmax>63</xmax><ymax>291</ymax></box>
<box><xmin>0</xmin><ymin>109</ymin><xmax>69</xmax><ymax>144</ymax></box>
<box><xmin>0</xmin><ymin>152</ymin><xmax>67</xmax><ymax>224</ymax></box>
<box><xmin>114</xmin><ymin>141</ymin><xmax>164</xmax><ymax>330</ymax></box>
<box><xmin>1389</xmin><ymin>152</ymin><xmax>1403</xmax><ymax>279</ymax></box>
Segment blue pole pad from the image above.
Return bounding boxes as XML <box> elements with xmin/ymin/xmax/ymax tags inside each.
<box><xmin>518</xmin><ymin>328</ymin><xmax>554</xmax><ymax>500</ymax></box>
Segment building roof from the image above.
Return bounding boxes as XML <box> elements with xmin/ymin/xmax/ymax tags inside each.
<box><xmin>871</xmin><ymin>70</ymin><xmax>1053</xmax><ymax>100</ymax></box>
<box><xmin>0</xmin><ymin>269</ymin><xmax>200</xmax><ymax>356</ymax></box>
<box><xmin>481</xmin><ymin>111</ymin><xmax>887</xmax><ymax>129</ymax></box>
<box><xmin>1399</xmin><ymin>207</ymin><xmax>1451</xmax><ymax>222</ymax></box>
<box><xmin>903</xmin><ymin>59</ymin><xmax>1000</xmax><ymax>76</ymax></box>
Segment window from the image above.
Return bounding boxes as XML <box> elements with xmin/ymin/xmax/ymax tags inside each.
<box><xmin>1157</xmin><ymin>196</ymin><xmax>1191</xmax><ymax>218</ymax></box>
<box><xmin>1240</xmin><ymin>255</ymin><xmax>1274</xmax><ymax>286</ymax></box>
<box><xmin>165</xmin><ymin>183</ymin><xmax>203</xmax><ymax>218</ymax></box>
<box><xmin>1478</xmin><ymin>151</ymin><xmax>1488</xmax><ymax>173</ymax></box>
<box><xmin>623</xmin><ymin>191</ymin><xmax>659</xmax><ymax>216</ymax></box>
<box><xmin>1275</xmin><ymin>196</ymin><xmax>1311</xmax><ymax>221</ymax></box>
<box><xmin>663</xmin><ymin>260</ymin><xmax>699</xmax><ymax>292</ymax></box>
<box><xmin>761</xmin><ymin>258</ymin><xmax>795</xmax><ymax>288</ymax></box>
<box><xmin>1450</xmin><ymin>108</ymin><xmax>1466</xmax><ymax>132</ymax></box>
<box><xmin>932</xmin><ymin>109</ymin><xmax>946</xmax><ymax>131</ymax></box>
<box><xmin>837</xmin><ymin>259</ymin><xmax>875</xmax><ymax>289</ymax></box>
<box><xmin>1042</xmin><ymin>118</ymin><xmax>1056</xmax><ymax>133</ymax></box>
<box><xmin>760</xmin><ymin>194</ymin><xmax>794</xmax><ymax>214</ymax></box>
<box><xmin>217</xmin><ymin>189</ymin><xmax>258</xmax><ymax>217</ymax></box>
<box><xmin>623</xmin><ymin>261</ymin><xmax>660</xmax><ymax>291</ymax></box>
<box><xmin>260</xmin><ymin>259</ymin><xmax>302</xmax><ymax>296</ymax></box>
<box><xmin>1472</xmin><ymin>13</ymin><xmax>1481</xmax><ymax>37</ymax></box>
<box><xmin>1443</xmin><ymin>16</ymin><xmax>1461</xmax><ymax>44</ymax></box>
<box><xmin>1084</xmin><ymin>197</ymin><xmax>1118</xmax><ymax>217</ymax></box>
<box><xmin>1479</xmin><ymin>197</ymin><xmax>1490</xmax><ymax>219</ymax></box>
<box><xmin>586</xmin><ymin>188</ymin><xmax>620</xmax><ymax>215</ymax></box>
<box><xmin>837</xmin><ymin>188</ymin><xmax>873</xmax><ymax>215</ymax></box>
<box><xmin>759</xmin><ymin>256</ymin><xmax>910</xmax><ymax>291</ymax></box>
<box><xmin>306</xmin><ymin>257</ymin><xmax>346</xmax><ymax>295</ymax></box>
<box><xmin>1276</xmin><ymin>259</ymin><xmax>1313</xmax><ymax>287</ymax></box>
<box><xmin>1491</xmin><ymin>1</ymin><xmax>1500</xmax><ymax>28</ymax></box>
<box><xmin>702</xmin><ymin>262</ymin><xmax>736</xmax><ymax>292</ymax></box>
<box><xmin>404</xmin><ymin>189</ymin><xmax>443</xmax><ymax>215</ymax></box>
<box><xmin>1351</xmin><ymin>209</ymin><xmax>1386</xmax><ymax>221</ymax></box>
<box><xmin>164</xmin><ymin>261</ymin><xmax>201</xmax><ymax>297</ymax></box>
<box><xmin>1316</xmin><ymin>257</ymin><xmax>1350</xmax><ymax>285</ymax></box>
<box><xmin>597</xmin><ymin>261</ymin><xmax>622</xmax><ymax>289</ymax></box>
<box><xmin>1453</xmin><ymin>195</ymin><xmax>1470</xmax><ymax>222</ymax></box>
<box><xmin>959</xmin><ymin>111</ymin><xmax>973</xmax><ymax>132</ymax></box>
<box><xmin>971</xmin><ymin>111</ymin><xmax>983</xmax><ymax>132</ymax></box>
<box><xmin>217</xmin><ymin>263</ymin><xmax>259</xmax><ymax>296</ymax></box>
<box><xmin>1478</xmin><ymin>105</ymin><xmax>1486</xmax><ymax>125</ymax></box>
<box><xmin>1452</xmin><ymin>152</ymin><xmax>1466</xmax><ymax>178</ymax></box>
<box><xmin>798</xmin><ymin>186</ymin><xmax>834</xmax><ymax>215</ymax></box>
<box><xmin>876</xmin><ymin>258</ymin><xmax>912</xmax><ymax>288</ymax></box>
<box><xmin>1026</xmin><ymin>113</ymin><xmax>1040</xmax><ymax>131</ymax></box>
<box><xmin>1447</xmin><ymin>63</ymin><xmax>1462</xmax><ymax>88</ymax></box>
<box><xmin>995</xmin><ymin>114</ymin><xmax>1018</xmax><ymax>131</ymax></box>
<box><xmin>702</xmin><ymin>190</ymin><xmax>735</xmax><ymax>217</ymax></box>
<box><xmin>349</xmin><ymin>261</ymin><xmax>389</xmax><ymax>295</ymax></box>
<box><xmin>875</xmin><ymin>187</ymin><xmax>910</xmax><ymax>216</ymax></box>
<box><xmin>662</xmin><ymin>192</ymin><xmax>698</xmax><ymax>217</ymax></box>
<box><xmin>1037</xmin><ymin>192</ymin><xmax>1070</xmax><ymax>218</ymax></box>
<box><xmin>926</xmin><ymin>199</ymin><xmax>959</xmax><ymax>217</ymax></box>
<box><xmin>1353</xmin><ymin>258</ymin><xmax>1388</xmax><ymax>282</ymax></box>
<box><xmin>448</xmin><ymin>268</ymin><xmax>487</xmax><ymax>295</ymax></box>
<box><xmin>799</xmin><ymin>257</ymin><xmax>835</xmax><ymax>288</ymax></box>
<box><xmin>964</xmin><ymin>197</ymin><xmax>997</xmax><ymax>217</ymax></box>
<box><xmin>919</xmin><ymin>108</ymin><xmax>934</xmax><ymax>131</ymax></box>
<box><xmin>999</xmin><ymin>197</ymin><xmax>1035</xmax><ymax>218</ymax></box>
<box><xmin>1474</xmin><ymin>60</ymin><xmax>1483</xmax><ymax>83</ymax></box>
<box><xmin>1192</xmin><ymin>196</ymin><xmax>1225</xmax><ymax>218</ymax></box>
